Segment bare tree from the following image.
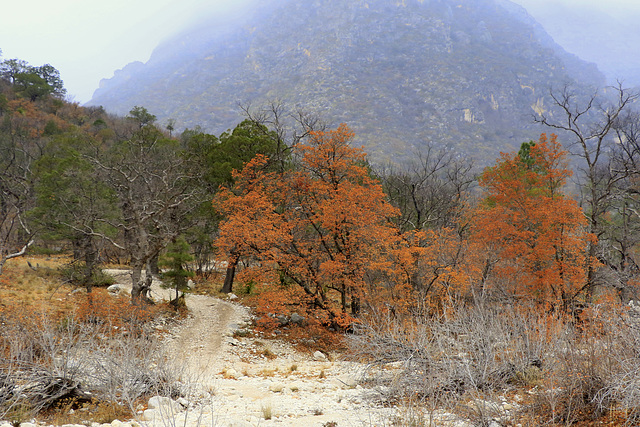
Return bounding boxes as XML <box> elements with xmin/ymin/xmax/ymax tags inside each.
<box><xmin>378</xmin><ymin>146</ymin><xmax>475</xmax><ymax>232</ymax></box>
<box><xmin>602</xmin><ymin>109</ymin><xmax>640</xmax><ymax>301</ymax></box>
<box><xmin>0</xmin><ymin>116</ymin><xmax>36</xmax><ymax>274</ymax></box>
<box><xmin>93</xmin><ymin>124</ymin><xmax>201</xmax><ymax>302</ymax></box>
<box><xmin>239</xmin><ymin>100</ymin><xmax>326</xmax><ymax>172</ymax></box>
<box><xmin>536</xmin><ymin>83</ymin><xmax>639</xmax><ymax>300</ymax></box>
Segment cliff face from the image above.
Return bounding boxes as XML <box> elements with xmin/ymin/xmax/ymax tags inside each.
<box><xmin>89</xmin><ymin>0</ymin><xmax>605</xmax><ymax>164</ymax></box>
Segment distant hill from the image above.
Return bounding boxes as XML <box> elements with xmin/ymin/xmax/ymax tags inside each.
<box><xmin>88</xmin><ymin>0</ymin><xmax>605</xmax><ymax>164</ymax></box>
<box><xmin>511</xmin><ymin>0</ymin><xmax>640</xmax><ymax>89</ymax></box>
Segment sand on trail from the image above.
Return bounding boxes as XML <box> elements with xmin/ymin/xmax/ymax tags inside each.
<box><xmin>103</xmin><ymin>269</ymin><xmax>248</xmax><ymax>382</ymax></box>
<box><xmin>100</xmin><ymin>269</ymin><xmax>456</xmax><ymax>426</ymax></box>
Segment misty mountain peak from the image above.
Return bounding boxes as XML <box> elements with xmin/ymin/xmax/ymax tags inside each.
<box><xmin>89</xmin><ymin>0</ymin><xmax>604</xmax><ymax>164</ymax></box>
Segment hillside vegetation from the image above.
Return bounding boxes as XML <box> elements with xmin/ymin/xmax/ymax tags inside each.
<box><xmin>89</xmin><ymin>0</ymin><xmax>605</xmax><ymax>165</ymax></box>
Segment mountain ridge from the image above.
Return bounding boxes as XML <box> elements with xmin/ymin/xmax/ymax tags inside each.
<box><xmin>89</xmin><ymin>0</ymin><xmax>605</xmax><ymax>164</ymax></box>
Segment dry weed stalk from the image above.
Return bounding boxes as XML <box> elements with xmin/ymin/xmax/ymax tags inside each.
<box><xmin>349</xmin><ymin>303</ymin><xmax>640</xmax><ymax>425</ymax></box>
<box><xmin>0</xmin><ymin>308</ymin><xmax>182</xmax><ymax>423</ymax></box>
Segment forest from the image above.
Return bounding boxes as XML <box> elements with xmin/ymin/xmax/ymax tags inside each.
<box><xmin>3</xmin><ymin>55</ymin><xmax>640</xmax><ymax>425</ymax></box>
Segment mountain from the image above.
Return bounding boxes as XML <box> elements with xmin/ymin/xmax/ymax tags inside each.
<box><xmin>88</xmin><ymin>0</ymin><xmax>605</xmax><ymax>164</ymax></box>
<box><xmin>510</xmin><ymin>0</ymin><xmax>640</xmax><ymax>88</ymax></box>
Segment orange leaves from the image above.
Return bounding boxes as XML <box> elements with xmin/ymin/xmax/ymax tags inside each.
<box><xmin>214</xmin><ymin>154</ymin><xmax>290</xmax><ymax>259</ymax></box>
<box><xmin>472</xmin><ymin>134</ymin><xmax>594</xmax><ymax>309</ymax></box>
<box><xmin>296</xmin><ymin>124</ymin><xmax>364</xmax><ymax>186</ymax></box>
<box><xmin>215</xmin><ymin>128</ymin><xmax>598</xmax><ymax>321</ymax></box>
<box><xmin>389</xmin><ymin>227</ymin><xmax>478</xmax><ymax>308</ymax></box>
<box><xmin>214</xmin><ymin>124</ymin><xmax>401</xmax><ymax>325</ymax></box>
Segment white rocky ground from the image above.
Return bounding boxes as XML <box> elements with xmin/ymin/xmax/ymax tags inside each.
<box><xmin>3</xmin><ymin>270</ymin><xmax>474</xmax><ymax>427</ymax></box>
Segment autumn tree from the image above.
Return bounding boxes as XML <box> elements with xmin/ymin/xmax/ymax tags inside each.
<box><xmin>181</xmin><ymin>119</ymin><xmax>281</xmax><ymax>276</ymax></box>
<box><xmin>472</xmin><ymin>134</ymin><xmax>594</xmax><ymax>310</ymax></box>
<box><xmin>214</xmin><ymin>124</ymin><xmax>399</xmax><ymax>326</ymax></box>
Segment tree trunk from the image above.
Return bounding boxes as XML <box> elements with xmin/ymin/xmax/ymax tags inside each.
<box><xmin>148</xmin><ymin>252</ymin><xmax>160</xmax><ymax>276</ymax></box>
<box><xmin>221</xmin><ymin>252</ymin><xmax>239</xmax><ymax>294</ymax></box>
<box><xmin>142</xmin><ymin>259</ymin><xmax>155</xmax><ymax>301</ymax></box>
<box><xmin>82</xmin><ymin>235</ymin><xmax>97</xmax><ymax>293</ymax></box>
<box><xmin>351</xmin><ymin>294</ymin><xmax>360</xmax><ymax>316</ymax></box>
<box><xmin>72</xmin><ymin>236</ymin><xmax>82</xmax><ymax>261</ymax></box>
<box><xmin>130</xmin><ymin>262</ymin><xmax>144</xmax><ymax>302</ymax></box>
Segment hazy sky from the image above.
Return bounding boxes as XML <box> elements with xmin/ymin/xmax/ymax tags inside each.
<box><xmin>0</xmin><ymin>0</ymin><xmax>248</xmax><ymax>103</ymax></box>
<box><xmin>1</xmin><ymin>0</ymin><xmax>639</xmax><ymax>103</ymax></box>
<box><xmin>511</xmin><ymin>0</ymin><xmax>640</xmax><ymax>18</ymax></box>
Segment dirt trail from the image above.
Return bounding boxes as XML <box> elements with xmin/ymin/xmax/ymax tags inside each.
<box><xmin>102</xmin><ymin>269</ymin><xmax>414</xmax><ymax>426</ymax></box>
<box><xmin>104</xmin><ymin>269</ymin><xmax>249</xmax><ymax>381</ymax></box>
<box><xmin>164</xmin><ymin>294</ymin><xmax>246</xmax><ymax>380</ymax></box>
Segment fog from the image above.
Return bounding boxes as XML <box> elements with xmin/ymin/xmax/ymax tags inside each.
<box><xmin>511</xmin><ymin>0</ymin><xmax>640</xmax><ymax>17</ymax></box>
<box><xmin>0</xmin><ymin>0</ymin><xmax>258</xmax><ymax>103</ymax></box>
<box><xmin>1</xmin><ymin>0</ymin><xmax>639</xmax><ymax>103</ymax></box>
<box><xmin>510</xmin><ymin>0</ymin><xmax>640</xmax><ymax>86</ymax></box>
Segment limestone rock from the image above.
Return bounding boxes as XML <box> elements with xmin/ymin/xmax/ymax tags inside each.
<box><xmin>107</xmin><ymin>284</ymin><xmax>122</xmax><ymax>294</ymax></box>
<box><xmin>313</xmin><ymin>350</ymin><xmax>328</xmax><ymax>361</ymax></box>
<box><xmin>290</xmin><ymin>312</ymin><xmax>305</xmax><ymax>325</ymax></box>
<box><xmin>148</xmin><ymin>395</ymin><xmax>182</xmax><ymax>414</ymax></box>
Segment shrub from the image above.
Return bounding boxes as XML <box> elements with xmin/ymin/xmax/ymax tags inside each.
<box><xmin>58</xmin><ymin>261</ymin><xmax>115</xmax><ymax>288</ymax></box>
<box><xmin>0</xmin><ymin>307</ymin><xmax>181</xmax><ymax>421</ymax></box>
<box><xmin>348</xmin><ymin>302</ymin><xmax>639</xmax><ymax>424</ymax></box>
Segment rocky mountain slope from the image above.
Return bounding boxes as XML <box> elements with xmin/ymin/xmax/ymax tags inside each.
<box><xmin>88</xmin><ymin>0</ymin><xmax>605</xmax><ymax>164</ymax></box>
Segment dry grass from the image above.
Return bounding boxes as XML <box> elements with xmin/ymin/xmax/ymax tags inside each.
<box><xmin>261</xmin><ymin>403</ymin><xmax>273</xmax><ymax>420</ymax></box>
<box><xmin>262</xmin><ymin>348</ymin><xmax>277</xmax><ymax>360</ymax></box>
<box><xmin>0</xmin><ymin>255</ymin><xmax>182</xmax><ymax>423</ymax></box>
<box><xmin>188</xmin><ymin>272</ymin><xmax>224</xmax><ymax>297</ymax></box>
<box><xmin>348</xmin><ymin>303</ymin><xmax>640</xmax><ymax>426</ymax></box>
<box><xmin>43</xmin><ymin>399</ymin><xmax>132</xmax><ymax>426</ymax></box>
<box><xmin>0</xmin><ymin>256</ymin><xmax>76</xmax><ymax>314</ymax></box>
<box><xmin>260</xmin><ymin>368</ymin><xmax>277</xmax><ymax>378</ymax></box>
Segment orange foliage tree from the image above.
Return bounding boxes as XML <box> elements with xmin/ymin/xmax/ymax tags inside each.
<box><xmin>472</xmin><ymin>134</ymin><xmax>595</xmax><ymax>310</ymax></box>
<box><xmin>214</xmin><ymin>124</ymin><xmax>400</xmax><ymax>327</ymax></box>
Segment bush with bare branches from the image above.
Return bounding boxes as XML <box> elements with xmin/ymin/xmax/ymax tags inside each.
<box><xmin>349</xmin><ymin>302</ymin><xmax>640</xmax><ymax>425</ymax></box>
<box><xmin>0</xmin><ymin>308</ymin><xmax>181</xmax><ymax>423</ymax></box>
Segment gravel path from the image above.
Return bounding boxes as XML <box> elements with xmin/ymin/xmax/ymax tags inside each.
<box><xmin>99</xmin><ymin>270</ymin><xmax>469</xmax><ymax>426</ymax></box>
<box><xmin>103</xmin><ymin>269</ymin><xmax>249</xmax><ymax>382</ymax></box>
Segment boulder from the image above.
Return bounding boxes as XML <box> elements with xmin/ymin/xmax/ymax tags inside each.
<box><xmin>148</xmin><ymin>395</ymin><xmax>182</xmax><ymax>414</ymax></box>
<box><xmin>269</xmin><ymin>382</ymin><xmax>285</xmax><ymax>392</ymax></box>
<box><xmin>313</xmin><ymin>351</ymin><xmax>327</xmax><ymax>361</ymax></box>
<box><xmin>140</xmin><ymin>409</ymin><xmax>158</xmax><ymax>422</ymax></box>
<box><xmin>107</xmin><ymin>284</ymin><xmax>122</xmax><ymax>295</ymax></box>
<box><xmin>290</xmin><ymin>312</ymin><xmax>305</xmax><ymax>325</ymax></box>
